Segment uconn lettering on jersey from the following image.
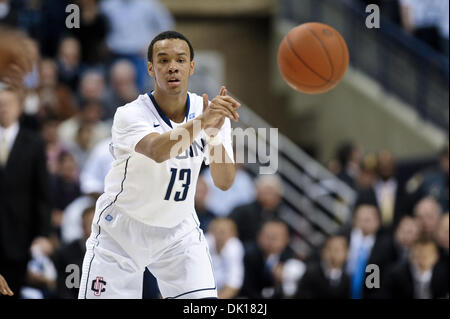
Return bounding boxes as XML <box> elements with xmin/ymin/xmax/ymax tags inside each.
<box><xmin>176</xmin><ymin>138</ymin><xmax>206</xmax><ymax>160</ymax></box>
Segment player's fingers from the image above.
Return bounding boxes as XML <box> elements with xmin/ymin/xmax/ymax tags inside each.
<box><xmin>202</xmin><ymin>94</ymin><xmax>209</xmax><ymax>111</ymax></box>
<box><xmin>220</xmin><ymin>86</ymin><xmax>227</xmax><ymax>96</ymax></box>
<box><xmin>0</xmin><ymin>276</ymin><xmax>13</xmax><ymax>296</ymax></box>
<box><xmin>219</xmin><ymin>96</ymin><xmax>241</xmax><ymax>108</ymax></box>
<box><xmin>211</xmin><ymin>108</ymin><xmax>235</xmax><ymax>121</ymax></box>
<box><xmin>212</xmin><ymin>99</ymin><xmax>239</xmax><ymax>121</ymax></box>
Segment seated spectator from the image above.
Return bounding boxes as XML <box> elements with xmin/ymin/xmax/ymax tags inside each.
<box><xmin>54</xmin><ymin>206</ymin><xmax>95</xmax><ymax>299</ymax></box>
<box><xmin>58</xmin><ymin>99</ymin><xmax>110</xmax><ymax>157</ymax></box>
<box><xmin>206</xmin><ymin>218</ymin><xmax>245</xmax><ymax>299</ymax></box>
<box><xmin>413</xmin><ymin>196</ymin><xmax>442</xmax><ymax>238</ymax></box>
<box><xmin>392</xmin><ymin>216</ymin><xmax>421</xmax><ymax>263</ymax></box>
<box><xmin>71</xmin><ymin>0</ymin><xmax>109</xmax><ymax>66</ymax></box>
<box><xmin>405</xmin><ymin>145</ymin><xmax>449</xmax><ymax>213</ymax></box>
<box><xmin>229</xmin><ymin>174</ymin><xmax>284</xmax><ymax>245</ymax></box>
<box><xmin>40</xmin><ymin>116</ymin><xmax>65</xmax><ymax>175</ymax></box>
<box><xmin>61</xmin><ymin>138</ymin><xmax>113</xmax><ymax>244</ymax></box>
<box><xmin>355</xmin><ymin>149</ymin><xmax>407</xmax><ymax>230</ymax></box>
<box><xmin>56</xmin><ymin>37</ymin><xmax>83</xmax><ymax>92</ymax></box>
<box><xmin>239</xmin><ymin>220</ymin><xmax>294</xmax><ymax>299</ymax></box>
<box><xmin>37</xmin><ymin>58</ymin><xmax>78</xmax><ymax>121</ymax></box>
<box><xmin>344</xmin><ymin>204</ymin><xmax>396</xmax><ymax>299</ymax></box>
<box><xmin>195</xmin><ymin>176</ymin><xmax>215</xmax><ymax>233</ymax></box>
<box><xmin>355</xmin><ymin>153</ymin><xmax>377</xmax><ymax>191</ymax></box>
<box><xmin>296</xmin><ymin>235</ymin><xmax>350</xmax><ymax>299</ymax></box>
<box><xmin>104</xmin><ymin>59</ymin><xmax>139</xmax><ymax>120</ymax></box>
<box><xmin>50</xmin><ymin>151</ymin><xmax>81</xmax><ymax>236</ymax></box>
<box><xmin>335</xmin><ymin>141</ymin><xmax>361</xmax><ymax>189</ymax></box>
<box><xmin>203</xmin><ymin>161</ymin><xmax>256</xmax><ymax>217</ymax></box>
<box><xmin>64</xmin><ymin>122</ymin><xmax>95</xmax><ymax>170</ymax></box>
<box><xmin>77</xmin><ymin>70</ymin><xmax>110</xmax><ymax>119</ymax></box>
<box><xmin>21</xmin><ymin>237</ymin><xmax>57</xmax><ymax>299</ymax></box>
<box><xmin>435</xmin><ymin>212</ymin><xmax>449</xmax><ymax>261</ymax></box>
<box><xmin>383</xmin><ymin>237</ymin><xmax>448</xmax><ymax>298</ymax></box>
<box><xmin>400</xmin><ymin>0</ymin><xmax>448</xmax><ymax>53</ymax></box>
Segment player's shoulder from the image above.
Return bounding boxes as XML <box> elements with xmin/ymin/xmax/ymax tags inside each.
<box><xmin>113</xmin><ymin>95</ymin><xmax>154</xmax><ymax>126</ymax></box>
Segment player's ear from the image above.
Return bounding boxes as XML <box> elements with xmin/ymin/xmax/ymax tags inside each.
<box><xmin>189</xmin><ymin>60</ymin><xmax>195</xmax><ymax>76</ymax></box>
<box><xmin>148</xmin><ymin>62</ymin><xmax>154</xmax><ymax>78</ymax></box>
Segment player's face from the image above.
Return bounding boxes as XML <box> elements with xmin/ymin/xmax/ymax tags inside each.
<box><xmin>148</xmin><ymin>39</ymin><xmax>194</xmax><ymax>95</ymax></box>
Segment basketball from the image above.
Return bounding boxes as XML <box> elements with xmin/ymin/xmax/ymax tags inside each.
<box><xmin>277</xmin><ymin>22</ymin><xmax>349</xmax><ymax>94</ymax></box>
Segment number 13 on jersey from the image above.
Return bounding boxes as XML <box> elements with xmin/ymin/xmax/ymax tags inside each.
<box><xmin>164</xmin><ymin>168</ymin><xmax>191</xmax><ymax>202</ymax></box>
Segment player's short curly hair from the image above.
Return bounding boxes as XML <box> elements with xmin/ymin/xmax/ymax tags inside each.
<box><xmin>147</xmin><ymin>31</ymin><xmax>194</xmax><ymax>62</ymax></box>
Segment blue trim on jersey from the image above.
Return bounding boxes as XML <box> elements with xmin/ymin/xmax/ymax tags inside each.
<box><xmin>148</xmin><ymin>91</ymin><xmax>191</xmax><ymax>128</ymax></box>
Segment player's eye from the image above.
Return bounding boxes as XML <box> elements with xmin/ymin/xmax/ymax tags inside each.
<box><xmin>178</xmin><ymin>59</ymin><xmax>185</xmax><ymax>63</ymax></box>
<box><xmin>160</xmin><ymin>59</ymin><xmax>168</xmax><ymax>63</ymax></box>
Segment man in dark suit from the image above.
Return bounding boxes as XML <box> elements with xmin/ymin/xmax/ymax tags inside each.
<box><xmin>382</xmin><ymin>237</ymin><xmax>449</xmax><ymax>299</ymax></box>
<box><xmin>0</xmin><ymin>85</ymin><xmax>51</xmax><ymax>298</ymax></box>
<box><xmin>342</xmin><ymin>203</ymin><xmax>397</xmax><ymax>299</ymax></box>
<box><xmin>355</xmin><ymin>149</ymin><xmax>407</xmax><ymax>231</ymax></box>
<box><xmin>296</xmin><ymin>235</ymin><xmax>351</xmax><ymax>299</ymax></box>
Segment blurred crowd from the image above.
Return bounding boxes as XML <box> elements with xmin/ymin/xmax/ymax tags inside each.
<box><xmin>0</xmin><ymin>0</ymin><xmax>449</xmax><ymax>299</ymax></box>
<box><xmin>357</xmin><ymin>0</ymin><xmax>449</xmax><ymax>56</ymax></box>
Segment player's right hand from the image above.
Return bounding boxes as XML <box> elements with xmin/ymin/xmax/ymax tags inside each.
<box><xmin>0</xmin><ymin>274</ymin><xmax>14</xmax><ymax>296</ymax></box>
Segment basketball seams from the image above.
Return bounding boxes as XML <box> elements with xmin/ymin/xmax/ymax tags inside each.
<box><xmin>303</xmin><ymin>25</ymin><xmax>335</xmax><ymax>81</ymax></box>
<box><xmin>285</xmin><ymin>35</ymin><xmax>333</xmax><ymax>84</ymax></box>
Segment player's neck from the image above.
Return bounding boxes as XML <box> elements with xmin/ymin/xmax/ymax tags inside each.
<box><xmin>152</xmin><ymin>89</ymin><xmax>187</xmax><ymax>123</ymax></box>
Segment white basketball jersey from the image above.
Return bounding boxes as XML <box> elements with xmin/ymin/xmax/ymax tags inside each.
<box><xmin>104</xmin><ymin>92</ymin><xmax>233</xmax><ymax>228</ymax></box>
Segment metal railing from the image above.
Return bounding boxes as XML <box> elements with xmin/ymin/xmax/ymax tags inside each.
<box><xmin>232</xmin><ymin>99</ymin><xmax>357</xmax><ymax>257</ymax></box>
<box><xmin>280</xmin><ymin>0</ymin><xmax>449</xmax><ymax>131</ymax></box>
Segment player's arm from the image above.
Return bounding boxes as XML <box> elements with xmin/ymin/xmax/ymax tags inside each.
<box><xmin>135</xmin><ymin>93</ymin><xmax>239</xmax><ymax>163</ymax></box>
<box><xmin>0</xmin><ymin>274</ymin><xmax>13</xmax><ymax>296</ymax></box>
<box><xmin>207</xmin><ymin>87</ymin><xmax>239</xmax><ymax>191</ymax></box>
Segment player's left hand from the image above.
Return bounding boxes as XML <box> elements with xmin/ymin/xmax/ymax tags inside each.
<box><xmin>203</xmin><ymin>86</ymin><xmax>240</xmax><ymax>136</ymax></box>
<box><xmin>0</xmin><ymin>274</ymin><xmax>14</xmax><ymax>296</ymax></box>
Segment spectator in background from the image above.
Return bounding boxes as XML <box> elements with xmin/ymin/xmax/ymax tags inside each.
<box><xmin>40</xmin><ymin>116</ymin><xmax>64</xmax><ymax>174</ymax></box>
<box><xmin>405</xmin><ymin>145</ymin><xmax>449</xmax><ymax>213</ymax></box>
<box><xmin>100</xmin><ymin>0</ymin><xmax>175</xmax><ymax>92</ymax></box>
<box><xmin>37</xmin><ymin>58</ymin><xmax>78</xmax><ymax>121</ymax></box>
<box><xmin>335</xmin><ymin>141</ymin><xmax>361</xmax><ymax>189</ymax></box>
<box><xmin>0</xmin><ymin>0</ymin><xmax>18</xmax><ymax>27</ymax></box>
<box><xmin>56</xmin><ymin>37</ymin><xmax>82</xmax><ymax>92</ymax></box>
<box><xmin>435</xmin><ymin>213</ymin><xmax>449</xmax><ymax>257</ymax></box>
<box><xmin>296</xmin><ymin>235</ymin><xmax>350</xmax><ymax>299</ymax></box>
<box><xmin>240</xmin><ymin>220</ymin><xmax>294</xmax><ymax>299</ymax></box>
<box><xmin>203</xmin><ymin>161</ymin><xmax>256</xmax><ymax>218</ymax></box>
<box><xmin>0</xmin><ymin>85</ymin><xmax>51</xmax><ymax>298</ymax></box>
<box><xmin>50</xmin><ymin>151</ymin><xmax>81</xmax><ymax>238</ymax></box>
<box><xmin>195</xmin><ymin>176</ymin><xmax>215</xmax><ymax>233</ymax></box>
<box><xmin>61</xmin><ymin>138</ymin><xmax>113</xmax><ymax>244</ymax></box>
<box><xmin>64</xmin><ymin>122</ymin><xmax>94</xmax><ymax>170</ymax></box>
<box><xmin>344</xmin><ymin>204</ymin><xmax>396</xmax><ymax>299</ymax></box>
<box><xmin>58</xmin><ymin>99</ymin><xmax>110</xmax><ymax>157</ymax></box>
<box><xmin>229</xmin><ymin>174</ymin><xmax>284</xmax><ymax>246</ymax></box>
<box><xmin>206</xmin><ymin>218</ymin><xmax>245</xmax><ymax>299</ymax></box>
<box><xmin>413</xmin><ymin>196</ymin><xmax>442</xmax><ymax>238</ymax></box>
<box><xmin>400</xmin><ymin>0</ymin><xmax>448</xmax><ymax>54</ymax></box>
<box><xmin>383</xmin><ymin>237</ymin><xmax>448</xmax><ymax>298</ymax></box>
<box><xmin>392</xmin><ymin>215</ymin><xmax>421</xmax><ymax>263</ymax></box>
<box><xmin>356</xmin><ymin>149</ymin><xmax>406</xmax><ymax>230</ymax></box>
<box><xmin>77</xmin><ymin>70</ymin><xmax>110</xmax><ymax>120</ymax></box>
<box><xmin>55</xmin><ymin>206</ymin><xmax>95</xmax><ymax>299</ymax></box>
<box><xmin>71</xmin><ymin>0</ymin><xmax>109</xmax><ymax>66</ymax></box>
<box><xmin>21</xmin><ymin>237</ymin><xmax>57</xmax><ymax>299</ymax></box>
<box><xmin>104</xmin><ymin>59</ymin><xmax>139</xmax><ymax>120</ymax></box>
<box><xmin>355</xmin><ymin>153</ymin><xmax>377</xmax><ymax>191</ymax></box>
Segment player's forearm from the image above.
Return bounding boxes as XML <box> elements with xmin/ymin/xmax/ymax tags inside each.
<box><xmin>209</xmin><ymin>144</ymin><xmax>235</xmax><ymax>191</ymax></box>
<box><xmin>145</xmin><ymin>117</ymin><xmax>205</xmax><ymax>163</ymax></box>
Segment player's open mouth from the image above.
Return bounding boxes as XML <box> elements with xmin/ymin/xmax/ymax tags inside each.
<box><xmin>168</xmin><ymin>79</ymin><xmax>180</xmax><ymax>87</ymax></box>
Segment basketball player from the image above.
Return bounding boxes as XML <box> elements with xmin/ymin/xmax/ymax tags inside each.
<box><xmin>78</xmin><ymin>31</ymin><xmax>241</xmax><ymax>299</ymax></box>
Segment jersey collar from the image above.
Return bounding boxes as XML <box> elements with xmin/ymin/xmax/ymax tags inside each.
<box><xmin>148</xmin><ymin>91</ymin><xmax>190</xmax><ymax>129</ymax></box>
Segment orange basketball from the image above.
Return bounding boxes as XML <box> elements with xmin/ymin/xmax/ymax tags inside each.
<box><xmin>278</xmin><ymin>22</ymin><xmax>349</xmax><ymax>94</ymax></box>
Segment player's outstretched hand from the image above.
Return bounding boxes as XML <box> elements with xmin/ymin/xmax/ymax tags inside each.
<box><xmin>0</xmin><ymin>274</ymin><xmax>14</xmax><ymax>296</ymax></box>
<box><xmin>201</xmin><ymin>86</ymin><xmax>240</xmax><ymax>132</ymax></box>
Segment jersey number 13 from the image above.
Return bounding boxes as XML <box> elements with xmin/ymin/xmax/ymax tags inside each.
<box><xmin>164</xmin><ymin>168</ymin><xmax>191</xmax><ymax>202</ymax></box>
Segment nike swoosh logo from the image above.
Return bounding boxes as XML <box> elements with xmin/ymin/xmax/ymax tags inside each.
<box><xmin>153</xmin><ymin>123</ymin><xmax>160</xmax><ymax>127</ymax></box>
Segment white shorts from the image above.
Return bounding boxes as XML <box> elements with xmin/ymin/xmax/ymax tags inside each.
<box><xmin>78</xmin><ymin>194</ymin><xmax>217</xmax><ymax>299</ymax></box>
